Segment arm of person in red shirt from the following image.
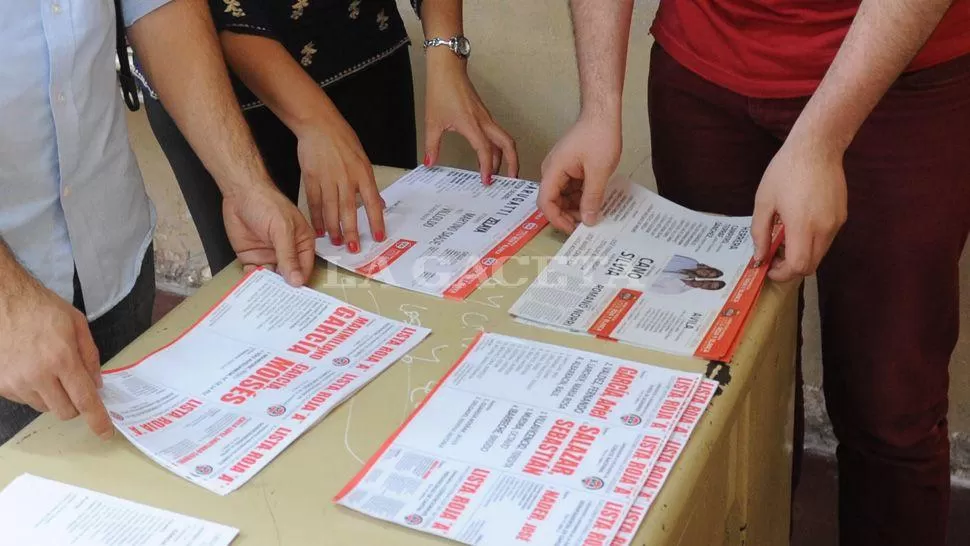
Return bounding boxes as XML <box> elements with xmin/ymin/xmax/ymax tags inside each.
<box><xmin>752</xmin><ymin>0</ymin><xmax>955</xmax><ymax>281</ymax></box>
<box><xmin>538</xmin><ymin>0</ymin><xmax>634</xmax><ymax>233</ymax></box>
<box><xmin>129</xmin><ymin>0</ymin><xmax>315</xmax><ymax>283</ymax></box>
<box><xmin>419</xmin><ymin>0</ymin><xmax>519</xmax><ymax>185</ymax></box>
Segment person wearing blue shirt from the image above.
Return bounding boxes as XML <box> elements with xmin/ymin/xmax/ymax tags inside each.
<box><xmin>0</xmin><ymin>0</ymin><xmax>317</xmax><ymax>445</ymax></box>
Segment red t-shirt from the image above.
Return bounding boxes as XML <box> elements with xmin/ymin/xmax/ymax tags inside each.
<box><xmin>651</xmin><ymin>0</ymin><xmax>970</xmax><ymax>98</ymax></box>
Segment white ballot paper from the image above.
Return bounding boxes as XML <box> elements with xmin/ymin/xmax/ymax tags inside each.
<box><xmin>335</xmin><ymin>333</ymin><xmax>704</xmax><ymax>546</ymax></box>
<box><xmin>0</xmin><ymin>474</ymin><xmax>238</xmax><ymax>546</ymax></box>
<box><xmin>510</xmin><ymin>181</ymin><xmax>782</xmax><ymax>361</ymax></box>
<box><xmin>101</xmin><ymin>269</ymin><xmax>430</xmax><ymax>495</ymax></box>
<box><xmin>316</xmin><ymin>166</ymin><xmax>547</xmax><ymax>300</ymax></box>
<box><xmin>610</xmin><ymin>379</ymin><xmax>718</xmax><ymax>545</ymax></box>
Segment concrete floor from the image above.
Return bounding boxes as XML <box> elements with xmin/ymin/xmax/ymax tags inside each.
<box><xmin>153</xmin><ymin>290</ymin><xmax>970</xmax><ymax>545</ymax></box>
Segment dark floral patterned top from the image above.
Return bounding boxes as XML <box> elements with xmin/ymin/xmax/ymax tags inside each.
<box><xmin>136</xmin><ymin>0</ymin><xmax>421</xmax><ymax>111</ymax></box>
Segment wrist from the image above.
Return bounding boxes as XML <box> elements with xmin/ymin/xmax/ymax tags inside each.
<box><xmin>579</xmin><ymin>102</ymin><xmax>622</xmax><ymax>131</ymax></box>
<box><xmin>425</xmin><ymin>40</ymin><xmax>467</xmax><ymax>73</ymax></box>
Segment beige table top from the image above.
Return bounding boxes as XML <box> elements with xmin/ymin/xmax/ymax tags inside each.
<box><xmin>0</xmin><ymin>167</ymin><xmax>795</xmax><ymax>545</ymax></box>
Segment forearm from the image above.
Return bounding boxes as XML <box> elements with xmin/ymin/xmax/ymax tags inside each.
<box><xmin>569</xmin><ymin>0</ymin><xmax>634</xmax><ymax>122</ymax></box>
<box><xmin>0</xmin><ymin>239</ymin><xmax>41</xmax><ymax>300</ymax></box>
<box><xmin>219</xmin><ymin>33</ymin><xmax>340</xmax><ymax>138</ymax></box>
<box><xmin>128</xmin><ymin>0</ymin><xmax>272</xmax><ymax>198</ymax></box>
<box><xmin>792</xmin><ymin>0</ymin><xmax>953</xmax><ymax>152</ymax></box>
<box><xmin>420</xmin><ymin>0</ymin><xmax>467</xmax><ymax>78</ymax></box>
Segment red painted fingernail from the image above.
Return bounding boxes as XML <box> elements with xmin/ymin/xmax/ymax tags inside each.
<box><xmin>316</xmin><ymin>229</ymin><xmax>324</xmax><ymax>237</ymax></box>
<box><xmin>348</xmin><ymin>241</ymin><xmax>360</xmax><ymax>253</ymax></box>
<box><xmin>485</xmin><ymin>174</ymin><xmax>493</xmax><ymax>186</ymax></box>
<box><xmin>331</xmin><ymin>235</ymin><xmax>343</xmax><ymax>246</ymax></box>
<box><xmin>374</xmin><ymin>231</ymin><xmax>386</xmax><ymax>243</ymax></box>
<box><xmin>423</xmin><ymin>153</ymin><xmax>432</xmax><ymax>167</ymax></box>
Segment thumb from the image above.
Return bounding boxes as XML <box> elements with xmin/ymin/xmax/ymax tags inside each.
<box><xmin>751</xmin><ymin>197</ymin><xmax>776</xmax><ymax>264</ymax></box>
<box><xmin>424</xmin><ymin>125</ymin><xmax>443</xmax><ymax>168</ymax></box>
<box><xmin>579</xmin><ymin>170</ymin><xmax>609</xmax><ymax>226</ymax></box>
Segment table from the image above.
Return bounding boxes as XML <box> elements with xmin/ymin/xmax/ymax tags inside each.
<box><xmin>0</xmin><ymin>167</ymin><xmax>798</xmax><ymax>546</ymax></box>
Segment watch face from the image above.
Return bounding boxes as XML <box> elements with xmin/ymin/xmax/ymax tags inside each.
<box><xmin>456</xmin><ymin>36</ymin><xmax>471</xmax><ymax>57</ymax></box>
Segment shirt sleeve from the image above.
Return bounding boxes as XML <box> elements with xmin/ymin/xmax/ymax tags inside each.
<box><xmin>121</xmin><ymin>0</ymin><xmax>172</xmax><ymax>27</ymax></box>
<box><xmin>207</xmin><ymin>0</ymin><xmax>279</xmax><ymax>41</ymax></box>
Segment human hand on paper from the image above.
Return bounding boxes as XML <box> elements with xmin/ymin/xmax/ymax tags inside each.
<box><xmin>752</xmin><ymin>131</ymin><xmax>847</xmax><ymax>282</ymax></box>
<box><xmin>423</xmin><ymin>48</ymin><xmax>518</xmax><ymax>185</ymax></box>
<box><xmin>0</xmin><ymin>279</ymin><xmax>112</xmax><ymax>439</ymax></box>
<box><xmin>222</xmin><ymin>184</ymin><xmax>316</xmax><ymax>284</ymax></box>
<box><xmin>538</xmin><ymin>114</ymin><xmax>622</xmax><ymax>233</ymax></box>
<box><xmin>295</xmin><ymin>102</ymin><xmax>387</xmax><ymax>254</ymax></box>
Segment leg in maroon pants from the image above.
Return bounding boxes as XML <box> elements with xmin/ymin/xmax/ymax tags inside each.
<box><xmin>816</xmin><ymin>56</ymin><xmax>970</xmax><ymax>545</ymax></box>
<box><xmin>649</xmin><ymin>43</ymin><xmax>970</xmax><ymax>544</ymax></box>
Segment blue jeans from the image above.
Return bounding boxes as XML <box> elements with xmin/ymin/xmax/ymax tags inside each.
<box><xmin>0</xmin><ymin>246</ymin><xmax>155</xmax><ymax>445</ymax></box>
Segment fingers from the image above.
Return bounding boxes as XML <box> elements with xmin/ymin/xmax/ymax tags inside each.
<box><xmin>768</xmin><ymin>226</ymin><xmax>814</xmax><ymax>282</ymax></box>
<box><xmin>322</xmin><ymin>181</ymin><xmax>343</xmax><ymax>247</ymax></box>
<box><xmin>484</xmin><ymin>123</ymin><xmax>519</xmax><ymax>178</ymax></box>
<box><xmin>338</xmin><ymin>179</ymin><xmax>361</xmax><ymax>254</ymax></box>
<box><xmin>60</xmin><ymin>366</ymin><xmax>113</xmax><ymax>440</ymax></box>
<box><xmin>268</xmin><ymin>213</ymin><xmax>304</xmax><ymax>287</ymax></box>
<box><xmin>578</xmin><ymin>170</ymin><xmax>608</xmax><ymax>226</ymax></box>
<box><xmin>16</xmin><ymin>390</ymin><xmax>48</xmax><ymax>413</ymax></box>
<box><xmin>459</xmin><ymin>124</ymin><xmax>495</xmax><ymax>186</ymax></box>
<box><xmin>538</xmin><ymin>166</ymin><xmax>578</xmax><ymax>234</ymax></box>
<box><xmin>357</xmin><ymin>165</ymin><xmax>387</xmax><ymax>244</ymax></box>
<box><xmin>72</xmin><ymin>311</ymin><xmax>102</xmax><ymax>388</ymax></box>
<box><xmin>750</xmin><ymin>199</ymin><xmax>776</xmax><ymax>265</ymax></box>
<box><xmin>424</xmin><ymin>124</ymin><xmax>443</xmax><ymax>168</ymax></box>
<box><xmin>38</xmin><ymin>378</ymin><xmax>79</xmax><ymax>421</ymax></box>
<box><xmin>304</xmin><ymin>174</ymin><xmax>326</xmax><ymax>239</ymax></box>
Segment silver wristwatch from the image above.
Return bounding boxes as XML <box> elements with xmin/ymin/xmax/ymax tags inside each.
<box><xmin>423</xmin><ymin>35</ymin><xmax>471</xmax><ymax>59</ymax></box>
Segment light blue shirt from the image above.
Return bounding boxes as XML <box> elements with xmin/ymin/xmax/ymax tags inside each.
<box><xmin>0</xmin><ymin>0</ymin><xmax>169</xmax><ymax>319</ymax></box>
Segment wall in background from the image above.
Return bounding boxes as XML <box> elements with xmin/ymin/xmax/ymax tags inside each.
<box><xmin>130</xmin><ymin>0</ymin><xmax>970</xmax><ymax>475</ymax></box>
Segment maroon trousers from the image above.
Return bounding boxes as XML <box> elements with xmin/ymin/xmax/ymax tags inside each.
<box><xmin>648</xmin><ymin>44</ymin><xmax>970</xmax><ymax>545</ymax></box>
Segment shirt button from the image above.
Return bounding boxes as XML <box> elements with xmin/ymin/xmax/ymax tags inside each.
<box><xmin>51</xmin><ymin>2</ymin><xmax>62</xmax><ymax>14</ymax></box>
<box><xmin>56</xmin><ymin>92</ymin><xmax>66</xmax><ymax>104</ymax></box>
<box><xmin>62</xmin><ymin>186</ymin><xmax>71</xmax><ymax>198</ymax></box>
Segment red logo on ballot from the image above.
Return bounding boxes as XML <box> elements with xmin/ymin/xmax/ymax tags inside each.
<box><xmin>620</xmin><ymin>414</ymin><xmax>642</xmax><ymax>427</ymax></box>
<box><xmin>266</xmin><ymin>405</ymin><xmax>286</xmax><ymax>417</ymax></box>
<box><xmin>404</xmin><ymin>514</ymin><xmax>424</xmax><ymax>526</ymax></box>
<box><xmin>332</xmin><ymin>356</ymin><xmax>351</xmax><ymax>367</ymax></box>
<box><xmin>195</xmin><ymin>465</ymin><xmax>213</xmax><ymax>476</ymax></box>
<box><xmin>582</xmin><ymin>476</ymin><xmax>605</xmax><ymax>490</ymax></box>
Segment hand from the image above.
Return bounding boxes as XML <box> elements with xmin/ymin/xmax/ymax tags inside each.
<box><xmin>424</xmin><ymin>49</ymin><xmax>518</xmax><ymax>185</ymax></box>
<box><xmin>295</xmin><ymin>106</ymin><xmax>385</xmax><ymax>254</ymax></box>
<box><xmin>223</xmin><ymin>184</ymin><xmax>316</xmax><ymax>285</ymax></box>
<box><xmin>0</xmin><ymin>279</ymin><xmax>111</xmax><ymax>439</ymax></box>
<box><xmin>538</xmin><ymin>113</ymin><xmax>622</xmax><ymax>233</ymax></box>
<box><xmin>752</xmin><ymin>132</ymin><xmax>848</xmax><ymax>282</ymax></box>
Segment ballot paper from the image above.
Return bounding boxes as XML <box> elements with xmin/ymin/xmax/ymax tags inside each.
<box><xmin>316</xmin><ymin>165</ymin><xmax>547</xmax><ymax>300</ymax></box>
<box><xmin>611</xmin><ymin>379</ymin><xmax>718</xmax><ymax>545</ymax></box>
<box><xmin>510</xmin><ymin>181</ymin><xmax>782</xmax><ymax>361</ymax></box>
<box><xmin>0</xmin><ymin>474</ymin><xmax>237</xmax><ymax>545</ymax></box>
<box><xmin>101</xmin><ymin>268</ymin><xmax>430</xmax><ymax>495</ymax></box>
<box><xmin>335</xmin><ymin>333</ymin><xmax>705</xmax><ymax>546</ymax></box>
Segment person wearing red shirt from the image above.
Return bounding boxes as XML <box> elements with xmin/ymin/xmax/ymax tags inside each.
<box><xmin>539</xmin><ymin>1</ymin><xmax>970</xmax><ymax>544</ymax></box>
